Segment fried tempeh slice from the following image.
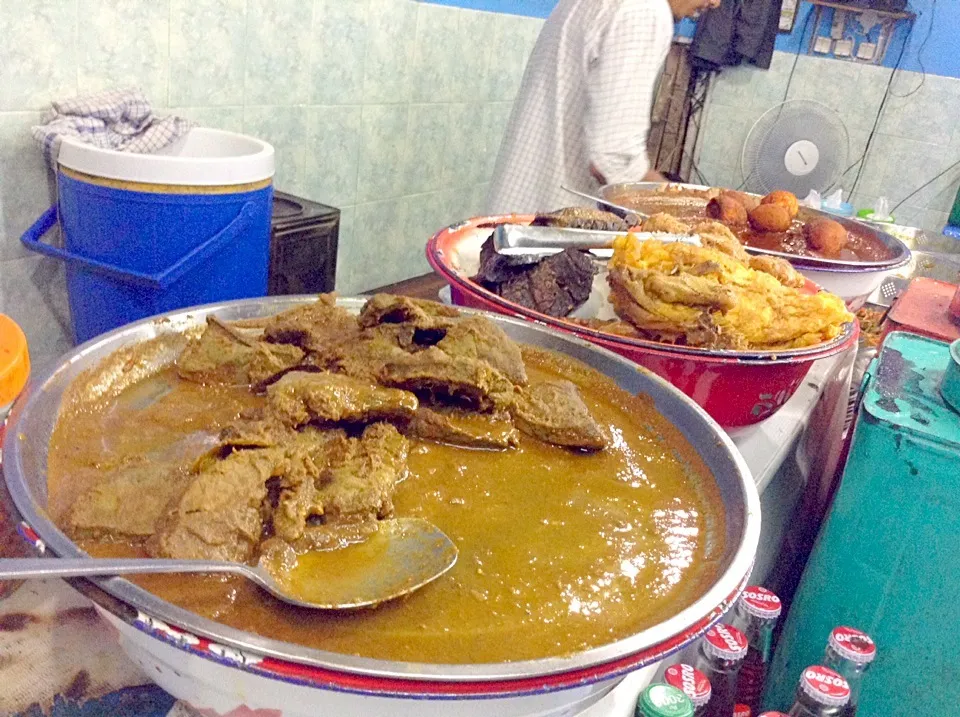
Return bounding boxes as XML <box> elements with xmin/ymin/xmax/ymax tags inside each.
<box><xmin>511</xmin><ymin>380</ymin><xmax>606</xmax><ymax>451</ymax></box>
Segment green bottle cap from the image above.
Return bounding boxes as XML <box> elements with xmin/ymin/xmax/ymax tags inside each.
<box><xmin>636</xmin><ymin>684</ymin><xmax>695</xmax><ymax>717</ymax></box>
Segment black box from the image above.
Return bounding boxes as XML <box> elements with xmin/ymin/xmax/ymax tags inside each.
<box><xmin>268</xmin><ymin>191</ymin><xmax>340</xmax><ymax>296</ymax></box>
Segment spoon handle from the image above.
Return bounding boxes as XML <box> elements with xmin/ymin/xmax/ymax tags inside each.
<box><xmin>0</xmin><ymin>557</ymin><xmax>244</xmax><ymax>581</ymax></box>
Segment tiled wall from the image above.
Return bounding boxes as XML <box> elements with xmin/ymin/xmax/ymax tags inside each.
<box><xmin>695</xmin><ymin>52</ymin><xmax>960</xmax><ymax>233</ymax></box>
<box><xmin>0</xmin><ymin>0</ymin><xmax>543</xmax><ymax>372</ymax></box>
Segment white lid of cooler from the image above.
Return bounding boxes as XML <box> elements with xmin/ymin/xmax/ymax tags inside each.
<box><xmin>58</xmin><ymin>128</ymin><xmax>275</xmax><ymax>186</ymax></box>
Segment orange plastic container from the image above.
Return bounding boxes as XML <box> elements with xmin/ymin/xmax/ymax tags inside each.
<box><xmin>0</xmin><ymin>314</ymin><xmax>30</xmax><ymax>600</ymax></box>
<box><xmin>881</xmin><ymin>277</ymin><xmax>960</xmax><ymax>344</ymax></box>
<box><xmin>0</xmin><ymin>314</ymin><xmax>29</xmax><ymax>416</ymax></box>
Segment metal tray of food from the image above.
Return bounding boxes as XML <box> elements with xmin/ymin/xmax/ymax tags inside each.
<box><xmin>597</xmin><ymin>182</ymin><xmax>912</xmax><ymax>271</ymax></box>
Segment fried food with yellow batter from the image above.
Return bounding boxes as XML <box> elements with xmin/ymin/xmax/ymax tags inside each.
<box><xmin>748</xmin><ymin>255</ymin><xmax>806</xmax><ymax>288</ymax></box>
<box><xmin>608</xmin><ymin>235</ymin><xmax>852</xmax><ymax>350</ymax></box>
<box><xmin>641</xmin><ymin>212</ymin><xmax>691</xmax><ymax>234</ymax></box>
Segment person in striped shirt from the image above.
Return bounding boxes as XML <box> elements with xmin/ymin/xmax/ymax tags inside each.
<box><xmin>486</xmin><ymin>0</ymin><xmax>719</xmax><ymax>215</ymax></box>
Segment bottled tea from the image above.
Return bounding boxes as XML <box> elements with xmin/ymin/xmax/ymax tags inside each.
<box><xmin>691</xmin><ymin>623</ymin><xmax>748</xmax><ymax>717</ymax></box>
<box><xmin>637</xmin><ymin>683</ymin><xmax>695</xmax><ymax>717</ymax></box>
<box><xmin>733</xmin><ymin>586</ymin><xmax>782</xmax><ymax>712</ymax></box>
<box><xmin>664</xmin><ymin>663</ymin><xmax>712</xmax><ymax>716</ymax></box>
<box><xmin>787</xmin><ymin>665</ymin><xmax>850</xmax><ymax>717</ymax></box>
<box><xmin>822</xmin><ymin>626</ymin><xmax>876</xmax><ymax>717</ymax></box>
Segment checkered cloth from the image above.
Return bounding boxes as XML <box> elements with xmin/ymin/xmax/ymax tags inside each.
<box><xmin>32</xmin><ymin>88</ymin><xmax>193</xmax><ymax>167</ymax></box>
<box><xmin>485</xmin><ymin>0</ymin><xmax>674</xmax><ymax>215</ymax></box>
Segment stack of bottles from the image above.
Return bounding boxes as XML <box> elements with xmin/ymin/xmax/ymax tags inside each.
<box><xmin>640</xmin><ymin>587</ymin><xmax>877</xmax><ymax>717</ymax></box>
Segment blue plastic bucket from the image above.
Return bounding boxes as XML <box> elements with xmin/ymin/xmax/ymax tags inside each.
<box><xmin>20</xmin><ymin>129</ymin><xmax>275</xmax><ymax>343</ymax></box>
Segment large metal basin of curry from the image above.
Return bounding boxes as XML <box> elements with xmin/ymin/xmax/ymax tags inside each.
<box><xmin>3</xmin><ymin>297</ymin><xmax>759</xmax><ymax>717</ymax></box>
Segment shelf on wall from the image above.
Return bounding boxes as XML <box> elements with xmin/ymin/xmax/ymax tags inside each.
<box><xmin>807</xmin><ymin>0</ymin><xmax>915</xmax><ymax>22</ymax></box>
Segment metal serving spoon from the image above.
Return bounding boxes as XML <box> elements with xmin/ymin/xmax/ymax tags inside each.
<box><xmin>0</xmin><ymin>518</ymin><xmax>458</xmax><ymax>610</ymax></box>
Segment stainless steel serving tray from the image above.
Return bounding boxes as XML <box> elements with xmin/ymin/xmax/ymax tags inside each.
<box><xmin>3</xmin><ymin>296</ymin><xmax>759</xmax><ymax>682</ymax></box>
<box><xmin>598</xmin><ymin>182</ymin><xmax>913</xmax><ymax>271</ymax></box>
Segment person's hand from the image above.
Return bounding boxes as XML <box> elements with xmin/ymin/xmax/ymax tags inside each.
<box><xmin>642</xmin><ymin>169</ymin><xmax>667</xmax><ymax>183</ymax></box>
<box><xmin>667</xmin><ymin>0</ymin><xmax>721</xmax><ymax>20</ymax></box>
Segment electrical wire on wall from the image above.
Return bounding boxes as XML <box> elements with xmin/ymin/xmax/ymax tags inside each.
<box><xmin>828</xmin><ymin>1</ymin><xmax>940</xmax><ymax>198</ymax></box>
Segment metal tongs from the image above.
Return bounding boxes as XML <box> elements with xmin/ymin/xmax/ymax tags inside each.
<box><xmin>492</xmin><ymin>224</ymin><xmax>700</xmax><ymax>259</ymax></box>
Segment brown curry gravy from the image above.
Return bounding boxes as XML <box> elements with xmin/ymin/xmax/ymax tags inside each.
<box><xmin>49</xmin><ymin>345</ymin><xmax>726</xmax><ymax>664</ymax></box>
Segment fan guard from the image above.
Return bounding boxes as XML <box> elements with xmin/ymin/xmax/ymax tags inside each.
<box><xmin>740</xmin><ymin>100</ymin><xmax>849</xmax><ymax>197</ymax></box>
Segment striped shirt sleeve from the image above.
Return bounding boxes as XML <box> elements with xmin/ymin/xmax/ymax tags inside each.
<box><xmin>584</xmin><ymin>0</ymin><xmax>674</xmax><ymax>184</ymax></box>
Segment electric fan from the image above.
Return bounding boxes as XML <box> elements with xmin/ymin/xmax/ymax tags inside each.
<box><xmin>740</xmin><ymin>100</ymin><xmax>850</xmax><ymax>197</ymax></box>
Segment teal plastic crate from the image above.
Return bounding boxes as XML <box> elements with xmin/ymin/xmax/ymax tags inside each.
<box><xmin>763</xmin><ymin>332</ymin><xmax>960</xmax><ymax>713</ymax></box>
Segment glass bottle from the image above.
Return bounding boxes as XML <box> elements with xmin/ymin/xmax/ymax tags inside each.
<box><xmin>822</xmin><ymin>626</ymin><xmax>876</xmax><ymax>717</ymax></box>
<box><xmin>636</xmin><ymin>683</ymin><xmax>695</xmax><ymax>717</ymax></box>
<box><xmin>733</xmin><ymin>586</ymin><xmax>783</xmax><ymax>713</ymax></box>
<box><xmin>664</xmin><ymin>663</ymin><xmax>712</xmax><ymax>716</ymax></box>
<box><xmin>787</xmin><ymin>666</ymin><xmax>850</xmax><ymax>717</ymax></box>
<box><xmin>691</xmin><ymin>623</ymin><xmax>748</xmax><ymax>717</ymax></box>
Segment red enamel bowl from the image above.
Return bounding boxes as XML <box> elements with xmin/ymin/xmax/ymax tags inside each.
<box><xmin>427</xmin><ymin>216</ymin><xmax>859</xmax><ymax>428</ymax></box>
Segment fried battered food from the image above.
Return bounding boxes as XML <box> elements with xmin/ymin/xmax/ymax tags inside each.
<box><xmin>641</xmin><ymin>212</ymin><xmax>691</xmax><ymax>234</ymax></box>
<box><xmin>748</xmin><ymin>204</ymin><xmax>792</xmax><ymax>233</ymax></box>
<box><xmin>609</xmin><ymin>235</ymin><xmax>853</xmax><ymax>350</ymax></box>
<box><xmin>748</xmin><ymin>255</ymin><xmax>806</xmax><ymax>288</ymax></box>
<box><xmin>706</xmin><ymin>195</ymin><xmax>748</xmax><ymax>226</ymax></box>
<box><xmin>804</xmin><ymin>218</ymin><xmax>849</xmax><ymax>257</ymax></box>
<box><xmin>692</xmin><ymin>220</ymin><xmax>751</xmax><ymax>263</ymax></box>
<box><xmin>761</xmin><ymin>190</ymin><xmax>799</xmax><ymax>219</ymax></box>
<box><xmin>721</xmin><ymin>189</ymin><xmax>760</xmax><ymax>213</ymax></box>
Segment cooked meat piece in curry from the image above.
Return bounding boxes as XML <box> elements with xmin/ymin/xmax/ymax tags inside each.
<box><xmin>262</xmin><ymin>295</ymin><xmax>360</xmax><ymax>352</ymax></box>
<box><xmin>406</xmin><ymin>406</ymin><xmax>520</xmax><ymax>450</ymax></box>
<box><xmin>267</xmin><ymin>371</ymin><xmax>419</xmax><ymax>427</ymax></box>
<box><xmin>178</xmin><ymin>316</ymin><xmax>304</xmax><ymax>386</ymax></box>
<box><xmin>512</xmin><ymin>380</ymin><xmax>606</xmax><ymax>451</ymax></box>
<box><xmin>380</xmin><ymin>347</ymin><xmax>516</xmax><ymax>412</ymax></box>
<box><xmin>435</xmin><ymin>316</ymin><xmax>527</xmax><ymax>385</ymax></box>
<box><xmin>358</xmin><ymin>293</ymin><xmax>459</xmax><ymax>329</ymax></box>
<box><xmin>68</xmin><ymin>460</ymin><xmax>189</xmax><ymax>539</ymax></box>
